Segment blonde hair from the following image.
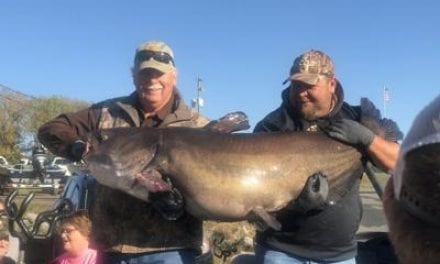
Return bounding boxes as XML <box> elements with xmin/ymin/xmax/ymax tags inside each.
<box><xmin>60</xmin><ymin>210</ymin><xmax>92</xmax><ymax>238</ymax></box>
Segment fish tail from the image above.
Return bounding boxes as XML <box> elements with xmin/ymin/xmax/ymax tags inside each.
<box><xmin>360</xmin><ymin>97</ymin><xmax>403</xmax><ymax>142</ymax></box>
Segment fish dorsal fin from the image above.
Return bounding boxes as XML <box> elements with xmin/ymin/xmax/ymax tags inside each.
<box><xmin>204</xmin><ymin>111</ymin><xmax>250</xmax><ymax>133</ymax></box>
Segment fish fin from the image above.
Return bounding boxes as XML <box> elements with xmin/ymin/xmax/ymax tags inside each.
<box><xmin>251</xmin><ymin>207</ymin><xmax>281</xmax><ymax>231</ymax></box>
<box><xmin>204</xmin><ymin>111</ymin><xmax>250</xmax><ymax>133</ymax></box>
<box><xmin>360</xmin><ymin>98</ymin><xmax>403</xmax><ymax>141</ymax></box>
<box><xmin>286</xmin><ymin>172</ymin><xmax>329</xmax><ymax>213</ymax></box>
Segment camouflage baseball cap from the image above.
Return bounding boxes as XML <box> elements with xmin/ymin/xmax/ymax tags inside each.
<box><xmin>133</xmin><ymin>41</ymin><xmax>175</xmax><ymax>74</ymax></box>
<box><xmin>284</xmin><ymin>50</ymin><xmax>335</xmax><ymax>85</ymax></box>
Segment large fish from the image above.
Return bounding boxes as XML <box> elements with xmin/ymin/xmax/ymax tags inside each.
<box><xmin>86</xmin><ymin>99</ymin><xmax>401</xmax><ymax>230</ymax></box>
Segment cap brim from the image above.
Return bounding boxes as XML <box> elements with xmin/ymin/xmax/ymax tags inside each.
<box><xmin>289</xmin><ymin>73</ymin><xmax>321</xmax><ymax>85</ymax></box>
<box><xmin>137</xmin><ymin>60</ymin><xmax>174</xmax><ymax>73</ymax></box>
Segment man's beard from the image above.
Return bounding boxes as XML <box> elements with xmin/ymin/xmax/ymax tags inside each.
<box><xmin>296</xmin><ymin>103</ymin><xmax>319</xmax><ymax>121</ymax></box>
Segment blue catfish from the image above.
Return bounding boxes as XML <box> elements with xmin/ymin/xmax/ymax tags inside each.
<box><xmin>86</xmin><ymin>99</ymin><xmax>401</xmax><ymax>230</ymax></box>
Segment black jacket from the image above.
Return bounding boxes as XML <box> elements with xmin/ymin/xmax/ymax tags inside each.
<box><xmin>254</xmin><ymin>85</ymin><xmax>363</xmax><ymax>262</ymax></box>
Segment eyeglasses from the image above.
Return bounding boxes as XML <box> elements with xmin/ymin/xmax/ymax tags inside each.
<box><xmin>135</xmin><ymin>50</ymin><xmax>175</xmax><ymax>66</ymax></box>
<box><xmin>58</xmin><ymin>227</ymin><xmax>77</xmax><ymax>235</ymax></box>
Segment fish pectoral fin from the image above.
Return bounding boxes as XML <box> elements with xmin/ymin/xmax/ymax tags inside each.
<box><xmin>251</xmin><ymin>207</ymin><xmax>281</xmax><ymax>231</ymax></box>
<box><xmin>286</xmin><ymin>172</ymin><xmax>329</xmax><ymax>213</ymax></box>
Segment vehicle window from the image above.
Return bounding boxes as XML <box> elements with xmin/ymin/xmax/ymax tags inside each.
<box><xmin>54</xmin><ymin>158</ymin><xmax>70</xmax><ymax>165</ymax></box>
<box><xmin>60</xmin><ymin>159</ymin><xmax>70</xmax><ymax>165</ymax></box>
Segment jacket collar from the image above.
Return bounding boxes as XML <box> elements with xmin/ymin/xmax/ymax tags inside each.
<box><xmin>114</xmin><ymin>88</ymin><xmax>194</xmax><ymax>127</ymax></box>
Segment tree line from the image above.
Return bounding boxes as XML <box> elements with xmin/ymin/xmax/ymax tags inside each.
<box><xmin>0</xmin><ymin>94</ymin><xmax>89</xmax><ymax>162</ymax></box>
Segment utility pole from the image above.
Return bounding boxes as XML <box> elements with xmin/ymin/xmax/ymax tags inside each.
<box><xmin>383</xmin><ymin>86</ymin><xmax>390</xmax><ymax>118</ymax></box>
<box><xmin>192</xmin><ymin>76</ymin><xmax>204</xmax><ymax>113</ymax></box>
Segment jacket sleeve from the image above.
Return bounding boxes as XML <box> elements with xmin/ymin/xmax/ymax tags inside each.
<box><xmin>253</xmin><ymin>106</ymin><xmax>289</xmax><ymax>133</ymax></box>
<box><xmin>253</xmin><ymin>120</ymin><xmax>271</xmax><ymax>133</ymax></box>
<box><xmin>37</xmin><ymin>107</ymin><xmax>100</xmax><ymax>160</ymax></box>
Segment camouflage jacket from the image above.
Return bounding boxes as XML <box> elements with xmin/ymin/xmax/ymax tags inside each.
<box><xmin>38</xmin><ymin>90</ymin><xmax>209</xmax><ymax>253</ymax></box>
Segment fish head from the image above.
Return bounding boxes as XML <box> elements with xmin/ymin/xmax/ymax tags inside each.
<box><xmin>85</xmin><ymin>127</ymin><xmax>171</xmax><ymax>201</ymax></box>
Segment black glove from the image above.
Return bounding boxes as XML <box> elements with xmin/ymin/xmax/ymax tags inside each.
<box><xmin>320</xmin><ymin>119</ymin><xmax>375</xmax><ymax>147</ymax></box>
<box><xmin>70</xmin><ymin>140</ymin><xmax>87</xmax><ymax>161</ymax></box>
<box><xmin>151</xmin><ymin>188</ymin><xmax>185</xmax><ymax>220</ymax></box>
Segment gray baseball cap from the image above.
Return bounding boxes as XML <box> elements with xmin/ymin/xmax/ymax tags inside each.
<box><xmin>133</xmin><ymin>41</ymin><xmax>175</xmax><ymax>74</ymax></box>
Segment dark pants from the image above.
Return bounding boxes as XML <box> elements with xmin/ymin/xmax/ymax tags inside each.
<box><xmin>101</xmin><ymin>249</ymin><xmax>197</xmax><ymax>264</ymax></box>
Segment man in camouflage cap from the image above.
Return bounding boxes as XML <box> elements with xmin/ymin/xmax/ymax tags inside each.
<box><xmin>38</xmin><ymin>40</ymin><xmax>209</xmax><ymax>263</ymax></box>
<box><xmin>253</xmin><ymin>50</ymin><xmax>401</xmax><ymax>263</ymax></box>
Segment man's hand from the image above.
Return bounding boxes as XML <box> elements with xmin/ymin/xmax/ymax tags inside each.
<box><xmin>320</xmin><ymin>119</ymin><xmax>375</xmax><ymax>147</ymax></box>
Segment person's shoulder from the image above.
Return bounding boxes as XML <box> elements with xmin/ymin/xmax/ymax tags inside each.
<box><xmin>169</xmin><ymin>109</ymin><xmax>210</xmax><ymax>128</ymax></box>
<box><xmin>2</xmin><ymin>256</ymin><xmax>16</xmax><ymax>264</ymax></box>
<box><xmin>171</xmin><ymin>96</ymin><xmax>210</xmax><ymax>128</ymax></box>
<box><xmin>92</xmin><ymin>94</ymin><xmax>134</xmax><ymax>109</ymax></box>
<box><xmin>192</xmin><ymin>111</ymin><xmax>210</xmax><ymax>127</ymax></box>
<box><xmin>84</xmin><ymin>248</ymin><xmax>98</xmax><ymax>264</ymax></box>
<box><xmin>0</xmin><ymin>256</ymin><xmax>16</xmax><ymax>264</ymax></box>
<box><xmin>341</xmin><ymin>97</ymin><xmax>389</xmax><ymax>121</ymax></box>
<box><xmin>48</xmin><ymin>254</ymin><xmax>64</xmax><ymax>264</ymax></box>
<box><xmin>340</xmin><ymin>101</ymin><xmax>361</xmax><ymax>121</ymax></box>
<box><xmin>254</xmin><ymin>106</ymin><xmax>285</xmax><ymax>132</ymax></box>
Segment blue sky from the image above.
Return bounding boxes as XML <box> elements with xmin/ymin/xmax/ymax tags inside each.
<box><xmin>1</xmin><ymin>1</ymin><xmax>439</xmax><ymax>135</ymax></box>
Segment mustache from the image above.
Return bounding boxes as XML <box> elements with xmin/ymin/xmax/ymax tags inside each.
<box><xmin>139</xmin><ymin>85</ymin><xmax>162</xmax><ymax>90</ymax></box>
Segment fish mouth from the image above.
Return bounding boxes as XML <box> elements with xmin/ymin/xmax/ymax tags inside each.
<box><xmin>132</xmin><ymin>169</ymin><xmax>172</xmax><ymax>192</ymax></box>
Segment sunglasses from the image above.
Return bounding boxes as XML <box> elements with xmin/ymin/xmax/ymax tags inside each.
<box><xmin>135</xmin><ymin>50</ymin><xmax>175</xmax><ymax>66</ymax></box>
